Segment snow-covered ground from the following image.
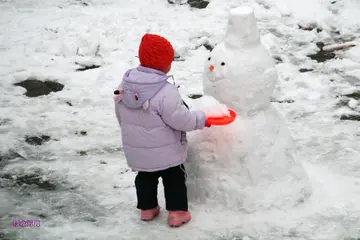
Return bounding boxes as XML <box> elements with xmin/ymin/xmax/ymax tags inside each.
<box><xmin>0</xmin><ymin>0</ymin><xmax>360</xmax><ymax>239</ymax></box>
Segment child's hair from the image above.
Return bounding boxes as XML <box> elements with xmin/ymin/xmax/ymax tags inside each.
<box><xmin>138</xmin><ymin>33</ymin><xmax>174</xmax><ymax>72</ymax></box>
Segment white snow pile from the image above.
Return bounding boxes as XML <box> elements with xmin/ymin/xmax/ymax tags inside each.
<box><xmin>191</xmin><ymin>95</ymin><xmax>231</xmax><ymax>117</ymax></box>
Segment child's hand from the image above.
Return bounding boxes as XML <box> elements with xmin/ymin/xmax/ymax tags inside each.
<box><xmin>205</xmin><ymin>120</ymin><xmax>211</xmax><ymax>127</ymax></box>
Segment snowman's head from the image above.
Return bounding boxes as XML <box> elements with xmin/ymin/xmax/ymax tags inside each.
<box><xmin>203</xmin><ymin>7</ymin><xmax>277</xmax><ymax>115</ymax></box>
<box><xmin>204</xmin><ymin>44</ymin><xmax>229</xmax><ymax>86</ymax></box>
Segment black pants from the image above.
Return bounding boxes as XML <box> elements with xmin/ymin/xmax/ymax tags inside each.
<box><xmin>135</xmin><ymin>164</ymin><xmax>188</xmax><ymax>211</ymax></box>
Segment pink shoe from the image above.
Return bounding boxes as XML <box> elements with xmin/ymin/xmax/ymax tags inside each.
<box><xmin>140</xmin><ymin>206</ymin><xmax>160</xmax><ymax>221</ymax></box>
<box><xmin>167</xmin><ymin>211</ymin><xmax>191</xmax><ymax>227</ymax></box>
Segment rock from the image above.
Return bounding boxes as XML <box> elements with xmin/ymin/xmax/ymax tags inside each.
<box><xmin>308</xmin><ymin>41</ymin><xmax>356</xmax><ymax>63</ymax></box>
<box><xmin>174</xmin><ymin>55</ymin><xmax>186</xmax><ymax>61</ymax></box>
<box><xmin>66</xmin><ymin>101</ymin><xmax>73</xmax><ymax>106</ymax></box>
<box><xmin>203</xmin><ymin>43</ymin><xmax>214</xmax><ymax>51</ymax></box>
<box><xmin>188</xmin><ymin>0</ymin><xmax>209</xmax><ymax>9</ymax></box>
<box><xmin>298</xmin><ymin>24</ymin><xmax>322</xmax><ymax>33</ymax></box>
<box><xmin>271</xmin><ymin>99</ymin><xmax>295</xmax><ymax>103</ymax></box>
<box><xmin>344</xmin><ymin>91</ymin><xmax>360</xmax><ymax>100</ymax></box>
<box><xmin>336</xmin><ymin>99</ymin><xmax>350</xmax><ymax>107</ymax></box>
<box><xmin>25</xmin><ymin>135</ymin><xmax>51</xmax><ymax>146</ymax></box>
<box><xmin>167</xmin><ymin>0</ymin><xmax>187</xmax><ymax>4</ymax></box>
<box><xmin>308</xmin><ymin>51</ymin><xmax>336</xmax><ymax>62</ymax></box>
<box><xmin>28</xmin><ymin>212</ymin><xmax>47</xmax><ymax>219</ymax></box>
<box><xmin>168</xmin><ymin>0</ymin><xmax>209</xmax><ymax>8</ymax></box>
<box><xmin>299</xmin><ymin>68</ymin><xmax>314</xmax><ymax>72</ymax></box>
<box><xmin>100</xmin><ymin>160</ymin><xmax>107</xmax><ymax>164</ymax></box>
<box><xmin>75</xmin><ymin>65</ymin><xmax>101</xmax><ymax>71</ymax></box>
<box><xmin>14</xmin><ymin>78</ymin><xmax>64</xmax><ymax>97</ymax></box>
<box><xmin>188</xmin><ymin>94</ymin><xmax>203</xmax><ymax>99</ymax></box>
<box><xmin>340</xmin><ymin>115</ymin><xmax>360</xmax><ymax>121</ymax></box>
<box><xmin>75</xmin><ymin>131</ymin><xmax>87</xmax><ymax>136</ymax></box>
<box><xmin>273</xmin><ymin>56</ymin><xmax>283</xmax><ymax>63</ymax></box>
<box><xmin>78</xmin><ymin>151</ymin><xmax>87</xmax><ymax>156</ymax></box>
<box><xmin>83</xmin><ymin>217</ymin><xmax>97</xmax><ymax>222</ymax></box>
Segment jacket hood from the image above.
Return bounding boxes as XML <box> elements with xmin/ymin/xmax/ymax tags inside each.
<box><xmin>121</xmin><ymin>66</ymin><xmax>168</xmax><ymax>109</ymax></box>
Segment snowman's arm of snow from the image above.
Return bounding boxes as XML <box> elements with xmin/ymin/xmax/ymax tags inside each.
<box><xmin>159</xmin><ymin>86</ymin><xmax>206</xmax><ymax>131</ymax></box>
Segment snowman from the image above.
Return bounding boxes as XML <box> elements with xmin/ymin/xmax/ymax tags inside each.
<box><xmin>185</xmin><ymin>7</ymin><xmax>312</xmax><ymax>212</ymax></box>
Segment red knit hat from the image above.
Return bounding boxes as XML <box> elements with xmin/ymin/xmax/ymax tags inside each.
<box><xmin>138</xmin><ymin>33</ymin><xmax>174</xmax><ymax>71</ymax></box>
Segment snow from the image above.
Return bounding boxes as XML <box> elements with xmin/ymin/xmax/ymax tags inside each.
<box><xmin>0</xmin><ymin>0</ymin><xmax>360</xmax><ymax>239</ymax></box>
<box><xmin>192</xmin><ymin>95</ymin><xmax>231</xmax><ymax>117</ymax></box>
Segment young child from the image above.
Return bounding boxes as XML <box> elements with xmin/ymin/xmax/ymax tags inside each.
<box><xmin>114</xmin><ymin>33</ymin><xmax>215</xmax><ymax>227</ymax></box>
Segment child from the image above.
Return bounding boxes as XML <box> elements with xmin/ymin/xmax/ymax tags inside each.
<box><xmin>114</xmin><ymin>33</ymin><xmax>215</xmax><ymax>227</ymax></box>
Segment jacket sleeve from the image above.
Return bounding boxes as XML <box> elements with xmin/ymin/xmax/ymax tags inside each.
<box><xmin>159</xmin><ymin>85</ymin><xmax>206</xmax><ymax>131</ymax></box>
<box><xmin>114</xmin><ymin>99</ymin><xmax>123</xmax><ymax>126</ymax></box>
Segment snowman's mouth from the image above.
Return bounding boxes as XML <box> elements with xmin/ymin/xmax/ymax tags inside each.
<box><xmin>207</xmin><ymin>72</ymin><xmax>222</xmax><ymax>84</ymax></box>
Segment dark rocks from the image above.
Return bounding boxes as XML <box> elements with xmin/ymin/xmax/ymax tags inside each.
<box><xmin>75</xmin><ymin>65</ymin><xmax>101</xmax><ymax>71</ymax></box>
<box><xmin>1</xmin><ymin>173</ymin><xmax>57</xmax><ymax>191</ymax></box>
<box><xmin>75</xmin><ymin>131</ymin><xmax>87</xmax><ymax>136</ymax></box>
<box><xmin>273</xmin><ymin>56</ymin><xmax>283</xmax><ymax>64</ymax></box>
<box><xmin>78</xmin><ymin>151</ymin><xmax>87</xmax><ymax>156</ymax></box>
<box><xmin>188</xmin><ymin>94</ymin><xmax>203</xmax><ymax>99</ymax></box>
<box><xmin>271</xmin><ymin>99</ymin><xmax>295</xmax><ymax>103</ymax></box>
<box><xmin>28</xmin><ymin>212</ymin><xmax>47</xmax><ymax>219</ymax></box>
<box><xmin>299</xmin><ymin>68</ymin><xmax>314</xmax><ymax>73</ymax></box>
<box><xmin>298</xmin><ymin>24</ymin><xmax>322</xmax><ymax>33</ymax></box>
<box><xmin>308</xmin><ymin>51</ymin><xmax>336</xmax><ymax>62</ymax></box>
<box><xmin>336</xmin><ymin>99</ymin><xmax>350</xmax><ymax>107</ymax></box>
<box><xmin>83</xmin><ymin>217</ymin><xmax>97</xmax><ymax>222</ymax></box>
<box><xmin>66</xmin><ymin>101</ymin><xmax>73</xmax><ymax>106</ymax></box>
<box><xmin>100</xmin><ymin>160</ymin><xmax>107</xmax><ymax>164</ymax></box>
<box><xmin>25</xmin><ymin>135</ymin><xmax>51</xmax><ymax>146</ymax></box>
<box><xmin>167</xmin><ymin>0</ymin><xmax>187</xmax><ymax>5</ymax></box>
<box><xmin>168</xmin><ymin>0</ymin><xmax>209</xmax><ymax>9</ymax></box>
<box><xmin>203</xmin><ymin>43</ymin><xmax>214</xmax><ymax>51</ymax></box>
<box><xmin>14</xmin><ymin>78</ymin><xmax>64</xmax><ymax>97</ymax></box>
<box><xmin>308</xmin><ymin>41</ymin><xmax>356</xmax><ymax>62</ymax></box>
<box><xmin>343</xmin><ymin>91</ymin><xmax>360</xmax><ymax>100</ymax></box>
<box><xmin>70</xmin><ymin>0</ymin><xmax>89</xmax><ymax>6</ymax></box>
<box><xmin>340</xmin><ymin>115</ymin><xmax>360</xmax><ymax>121</ymax></box>
<box><xmin>174</xmin><ymin>56</ymin><xmax>186</xmax><ymax>62</ymax></box>
<box><xmin>188</xmin><ymin>0</ymin><xmax>209</xmax><ymax>9</ymax></box>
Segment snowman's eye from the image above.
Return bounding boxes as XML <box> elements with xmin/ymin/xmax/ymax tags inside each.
<box><xmin>221</xmin><ymin>62</ymin><xmax>225</xmax><ymax>66</ymax></box>
<box><xmin>208</xmin><ymin>57</ymin><xmax>211</xmax><ymax>61</ymax></box>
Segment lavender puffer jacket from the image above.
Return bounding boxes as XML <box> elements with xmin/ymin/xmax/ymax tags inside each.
<box><xmin>114</xmin><ymin>66</ymin><xmax>206</xmax><ymax>172</ymax></box>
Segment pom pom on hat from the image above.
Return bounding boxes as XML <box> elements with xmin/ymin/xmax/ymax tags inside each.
<box><xmin>138</xmin><ymin>33</ymin><xmax>174</xmax><ymax>71</ymax></box>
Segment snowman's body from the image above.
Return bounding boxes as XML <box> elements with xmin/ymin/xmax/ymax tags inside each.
<box><xmin>186</xmin><ymin>7</ymin><xmax>311</xmax><ymax>212</ymax></box>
